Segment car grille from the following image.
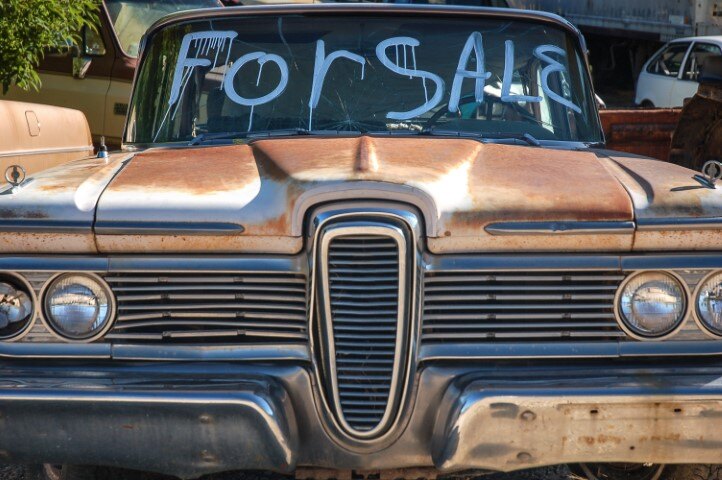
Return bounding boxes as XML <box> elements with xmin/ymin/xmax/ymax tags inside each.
<box><xmin>327</xmin><ymin>234</ymin><xmax>401</xmax><ymax>433</ymax></box>
<box><xmin>422</xmin><ymin>270</ymin><xmax>626</xmax><ymax>343</ymax></box>
<box><xmin>105</xmin><ymin>272</ymin><xmax>308</xmax><ymax>343</ymax></box>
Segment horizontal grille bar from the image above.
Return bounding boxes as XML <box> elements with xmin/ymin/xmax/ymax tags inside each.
<box><xmin>106</xmin><ymin>272</ymin><xmax>308</xmax><ymax>344</ymax></box>
<box><xmin>422</xmin><ymin>270</ymin><xmax>625</xmax><ymax>343</ymax></box>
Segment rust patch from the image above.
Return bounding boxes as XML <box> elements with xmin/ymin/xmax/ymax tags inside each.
<box><xmin>107</xmin><ymin>145</ymin><xmax>260</xmax><ymax>195</ymax></box>
<box><xmin>355</xmin><ymin>136</ymin><xmax>379</xmax><ymax>173</ymax></box>
<box><xmin>578</xmin><ymin>434</ymin><xmax>623</xmax><ymax>446</ymax></box>
<box><xmin>0</xmin><ymin>209</ymin><xmax>48</xmax><ymax>220</ymax></box>
<box><xmin>600</xmin><ymin>108</ymin><xmax>680</xmax><ymax>161</ymax></box>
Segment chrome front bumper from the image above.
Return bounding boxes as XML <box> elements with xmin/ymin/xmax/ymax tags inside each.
<box><xmin>1</xmin><ymin>362</ymin><xmax>722</xmax><ymax>478</ymax></box>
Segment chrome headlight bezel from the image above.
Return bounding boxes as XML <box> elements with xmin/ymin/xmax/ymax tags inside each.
<box><xmin>614</xmin><ymin>270</ymin><xmax>690</xmax><ymax>341</ymax></box>
<box><xmin>693</xmin><ymin>270</ymin><xmax>722</xmax><ymax>338</ymax></box>
<box><xmin>40</xmin><ymin>272</ymin><xmax>116</xmax><ymax>342</ymax></box>
<box><xmin>0</xmin><ymin>272</ymin><xmax>37</xmax><ymax>341</ymax></box>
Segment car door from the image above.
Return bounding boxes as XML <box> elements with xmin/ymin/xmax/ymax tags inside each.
<box><xmin>671</xmin><ymin>42</ymin><xmax>722</xmax><ymax>105</ymax></box>
<box><xmin>638</xmin><ymin>42</ymin><xmax>692</xmax><ymax>107</ymax></box>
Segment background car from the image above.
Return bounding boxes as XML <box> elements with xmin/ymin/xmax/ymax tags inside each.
<box><xmin>635</xmin><ymin>35</ymin><xmax>722</xmax><ymax>107</ymax></box>
<box><xmin>3</xmin><ymin>0</ymin><xmax>222</xmax><ymax>147</ymax></box>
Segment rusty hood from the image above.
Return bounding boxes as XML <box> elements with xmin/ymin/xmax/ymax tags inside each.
<box><xmin>93</xmin><ymin>136</ymin><xmax>635</xmax><ymax>254</ymax></box>
<box><xmin>6</xmin><ymin>136</ymin><xmax>721</xmax><ymax>254</ymax></box>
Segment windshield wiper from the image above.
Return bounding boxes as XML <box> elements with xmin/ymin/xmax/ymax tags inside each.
<box><xmin>188</xmin><ymin>128</ymin><xmax>312</xmax><ymax>146</ymax></box>
<box><xmin>482</xmin><ymin>132</ymin><xmax>542</xmax><ymax>147</ymax></box>
<box><xmin>417</xmin><ymin>127</ymin><xmax>541</xmax><ymax>147</ymax></box>
<box><xmin>188</xmin><ymin>128</ymin><xmax>366</xmax><ymax>145</ymax></box>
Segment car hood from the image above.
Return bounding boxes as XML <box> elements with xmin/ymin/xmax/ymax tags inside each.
<box><xmin>2</xmin><ymin>136</ymin><xmax>722</xmax><ymax>254</ymax></box>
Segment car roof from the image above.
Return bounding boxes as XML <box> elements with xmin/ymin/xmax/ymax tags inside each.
<box><xmin>141</xmin><ymin>3</ymin><xmax>585</xmax><ymax>52</ymax></box>
<box><xmin>670</xmin><ymin>35</ymin><xmax>722</xmax><ymax>44</ymax></box>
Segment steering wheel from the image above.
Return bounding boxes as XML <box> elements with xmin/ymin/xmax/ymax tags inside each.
<box><xmin>424</xmin><ymin>93</ymin><xmax>540</xmax><ymax>131</ymax></box>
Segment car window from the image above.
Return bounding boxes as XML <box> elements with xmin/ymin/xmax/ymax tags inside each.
<box><xmin>84</xmin><ymin>28</ymin><xmax>107</xmax><ymax>56</ymax></box>
<box><xmin>647</xmin><ymin>43</ymin><xmax>691</xmax><ymax>77</ymax></box>
<box><xmin>105</xmin><ymin>0</ymin><xmax>221</xmax><ymax>57</ymax></box>
<box><xmin>127</xmin><ymin>13</ymin><xmax>602</xmax><ymax>145</ymax></box>
<box><xmin>682</xmin><ymin>43</ymin><xmax>722</xmax><ymax>81</ymax></box>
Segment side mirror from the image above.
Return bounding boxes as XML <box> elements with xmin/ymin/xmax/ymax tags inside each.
<box><xmin>595</xmin><ymin>94</ymin><xmax>607</xmax><ymax>110</ymax></box>
<box><xmin>72</xmin><ymin>55</ymin><xmax>92</xmax><ymax>79</ymax></box>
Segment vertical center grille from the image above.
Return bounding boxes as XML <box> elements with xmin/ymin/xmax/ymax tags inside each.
<box><xmin>315</xmin><ymin>216</ymin><xmax>413</xmax><ymax>439</ymax></box>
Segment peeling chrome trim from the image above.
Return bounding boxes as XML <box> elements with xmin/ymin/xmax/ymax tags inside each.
<box><xmin>485</xmin><ymin>221</ymin><xmax>635</xmax><ymax>236</ymax></box>
<box><xmin>637</xmin><ymin>217</ymin><xmax>722</xmax><ymax>231</ymax></box>
<box><xmin>95</xmin><ymin>221</ymin><xmax>245</xmax><ymax>235</ymax></box>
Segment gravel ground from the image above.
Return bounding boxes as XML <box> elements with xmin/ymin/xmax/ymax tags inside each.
<box><xmin>0</xmin><ymin>465</ymin><xmax>575</xmax><ymax>480</ymax></box>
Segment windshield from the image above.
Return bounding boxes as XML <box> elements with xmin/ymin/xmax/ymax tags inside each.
<box><xmin>105</xmin><ymin>0</ymin><xmax>221</xmax><ymax>57</ymax></box>
<box><xmin>126</xmin><ymin>12</ymin><xmax>602</xmax><ymax>144</ymax></box>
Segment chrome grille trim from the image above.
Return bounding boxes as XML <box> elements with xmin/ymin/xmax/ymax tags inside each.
<box><xmin>422</xmin><ymin>270</ymin><xmax>626</xmax><ymax>343</ymax></box>
<box><xmin>106</xmin><ymin>272</ymin><xmax>308</xmax><ymax>342</ymax></box>
<box><xmin>313</xmin><ymin>212</ymin><xmax>415</xmax><ymax>441</ymax></box>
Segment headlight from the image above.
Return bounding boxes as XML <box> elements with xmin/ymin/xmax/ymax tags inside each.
<box><xmin>617</xmin><ymin>271</ymin><xmax>687</xmax><ymax>339</ymax></box>
<box><xmin>695</xmin><ymin>271</ymin><xmax>722</xmax><ymax>336</ymax></box>
<box><xmin>42</xmin><ymin>273</ymin><xmax>114</xmax><ymax>341</ymax></box>
<box><xmin>0</xmin><ymin>274</ymin><xmax>35</xmax><ymax>340</ymax></box>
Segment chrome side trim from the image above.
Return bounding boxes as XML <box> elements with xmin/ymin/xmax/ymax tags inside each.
<box><xmin>419</xmin><ymin>340</ymin><xmax>722</xmax><ymax>361</ymax></box>
<box><xmin>108</xmin><ymin>256</ymin><xmax>305</xmax><ymax>273</ymax></box>
<box><xmin>0</xmin><ymin>220</ymin><xmax>89</xmax><ymax>234</ymax></box>
<box><xmin>95</xmin><ymin>221</ymin><xmax>245</xmax><ymax>235</ymax></box>
<box><xmin>0</xmin><ymin>342</ymin><xmax>310</xmax><ymax>361</ymax></box>
<box><xmin>425</xmin><ymin>254</ymin><xmax>621</xmax><ymax>271</ymax></box>
<box><xmin>621</xmin><ymin>254</ymin><xmax>722</xmax><ymax>270</ymax></box>
<box><xmin>0</xmin><ymin>342</ymin><xmax>111</xmax><ymax>359</ymax></box>
<box><xmin>0</xmin><ymin>146</ymin><xmax>93</xmax><ymax>159</ymax></box>
<box><xmin>637</xmin><ymin>217</ymin><xmax>722</xmax><ymax>231</ymax></box>
<box><xmin>111</xmin><ymin>343</ymin><xmax>310</xmax><ymax>361</ymax></box>
<box><xmin>0</xmin><ymin>256</ymin><xmax>304</xmax><ymax>273</ymax></box>
<box><xmin>485</xmin><ymin>221</ymin><xmax>635</xmax><ymax>236</ymax></box>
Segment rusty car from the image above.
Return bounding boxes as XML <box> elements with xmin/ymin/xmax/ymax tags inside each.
<box><xmin>2</xmin><ymin>4</ymin><xmax>722</xmax><ymax>480</ymax></box>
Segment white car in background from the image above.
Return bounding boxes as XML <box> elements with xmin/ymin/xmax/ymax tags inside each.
<box><xmin>635</xmin><ymin>36</ymin><xmax>722</xmax><ymax>108</ymax></box>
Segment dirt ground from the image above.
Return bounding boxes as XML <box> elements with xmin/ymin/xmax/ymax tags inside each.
<box><xmin>0</xmin><ymin>465</ymin><xmax>575</xmax><ymax>480</ymax></box>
